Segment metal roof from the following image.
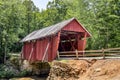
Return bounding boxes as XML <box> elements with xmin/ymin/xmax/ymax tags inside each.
<box><xmin>21</xmin><ymin>18</ymin><xmax>91</xmax><ymax>42</ymax></box>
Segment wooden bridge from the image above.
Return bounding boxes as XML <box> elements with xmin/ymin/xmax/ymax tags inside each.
<box><xmin>57</xmin><ymin>48</ymin><xmax>120</xmax><ymax>60</ymax></box>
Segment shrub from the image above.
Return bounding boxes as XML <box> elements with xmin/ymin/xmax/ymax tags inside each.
<box><xmin>17</xmin><ymin>70</ymin><xmax>30</xmax><ymax>77</ymax></box>
<box><xmin>0</xmin><ymin>70</ymin><xmax>15</xmax><ymax>79</ymax></box>
<box><xmin>0</xmin><ymin>64</ymin><xmax>15</xmax><ymax>79</ymax></box>
<box><xmin>0</xmin><ymin>62</ymin><xmax>31</xmax><ymax>79</ymax></box>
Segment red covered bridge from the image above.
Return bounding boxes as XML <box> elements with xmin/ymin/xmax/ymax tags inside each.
<box><xmin>21</xmin><ymin>18</ymin><xmax>91</xmax><ymax>62</ymax></box>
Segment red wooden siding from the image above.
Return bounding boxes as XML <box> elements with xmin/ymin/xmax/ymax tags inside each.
<box><xmin>23</xmin><ymin>42</ymin><xmax>36</xmax><ymax>61</ymax></box>
<box><xmin>23</xmin><ymin>33</ymin><xmax>60</xmax><ymax>62</ymax></box>
<box><xmin>36</xmin><ymin>38</ymin><xmax>49</xmax><ymax>61</ymax></box>
<box><xmin>63</xmin><ymin>20</ymin><xmax>85</xmax><ymax>32</ymax></box>
<box><xmin>78</xmin><ymin>40</ymin><xmax>84</xmax><ymax>50</ymax></box>
<box><xmin>50</xmin><ymin>32</ymin><xmax>60</xmax><ymax>60</ymax></box>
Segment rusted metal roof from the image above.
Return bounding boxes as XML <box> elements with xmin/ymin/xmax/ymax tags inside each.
<box><xmin>21</xmin><ymin>18</ymin><xmax>91</xmax><ymax>42</ymax></box>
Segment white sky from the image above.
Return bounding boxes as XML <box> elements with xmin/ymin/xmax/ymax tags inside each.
<box><xmin>31</xmin><ymin>0</ymin><xmax>53</xmax><ymax>10</ymax></box>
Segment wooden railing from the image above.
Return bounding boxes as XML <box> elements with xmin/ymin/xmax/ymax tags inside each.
<box><xmin>57</xmin><ymin>48</ymin><xmax>120</xmax><ymax>59</ymax></box>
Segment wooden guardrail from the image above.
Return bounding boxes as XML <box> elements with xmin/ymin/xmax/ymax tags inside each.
<box><xmin>58</xmin><ymin>47</ymin><xmax>120</xmax><ymax>59</ymax></box>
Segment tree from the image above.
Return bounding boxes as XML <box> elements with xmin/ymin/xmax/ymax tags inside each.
<box><xmin>88</xmin><ymin>0</ymin><xmax>120</xmax><ymax>49</ymax></box>
<box><xmin>0</xmin><ymin>0</ymin><xmax>25</xmax><ymax>63</ymax></box>
<box><xmin>22</xmin><ymin>0</ymin><xmax>39</xmax><ymax>34</ymax></box>
<box><xmin>0</xmin><ymin>0</ymin><xmax>39</xmax><ymax>63</ymax></box>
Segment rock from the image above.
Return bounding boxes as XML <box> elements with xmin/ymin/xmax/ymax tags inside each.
<box><xmin>47</xmin><ymin>59</ymin><xmax>120</xmax><ymax>80</ymax></box>
<box><xmin>21</xmin><ymin>60</ymin><xmax>32</xmax><ymax>72</ymax></box>
<box><xmin>47</xmin><ymin>60</ymin><xmax>90</xmax><ymax>80</ymax></box>
<box><xmin>21</xmin><ymin>60</ymin><xmax>50</xmax><ymax>75</ymax></box>
<box><xmin>95</xmin><ymin>68</ymin><xmax>101</xmax><ymax>72</ymax></box>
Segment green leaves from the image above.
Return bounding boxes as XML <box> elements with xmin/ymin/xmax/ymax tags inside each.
<box><xmin>0</xmin><ymin>0</ymin><xmax>33</xmax><ymax>58</ymax></box>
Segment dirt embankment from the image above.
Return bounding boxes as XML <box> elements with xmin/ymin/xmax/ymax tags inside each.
<box><xmin>47</xmin><ymin>59</ymin><xmax>120</xmax><ymax>80</ymax></box>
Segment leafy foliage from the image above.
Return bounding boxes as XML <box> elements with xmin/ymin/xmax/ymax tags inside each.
<box><xmin>0</xmin><ymin>62</ymin><xmax>30</xmax><ymax>78</ymax></box>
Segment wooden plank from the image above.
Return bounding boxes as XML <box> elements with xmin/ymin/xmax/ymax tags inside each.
<box><xmin>59</xmin><ymin>50</ymin><xmax>102</xmax><ymax>53</ymax></box>
<box><xmin>60</xmin><ymin>54</ymin><xmax>120</xmax><ymax>58</ymax></box>
<box><xmin>70</xmin><ymin>39</ymin><xmax>76</xmax><ymax>50</ymax></box>
<box><xmin>67</xmin><ymin>36</ymin><xmax>75</xmax><ymax>50</ymax></box>
<box><xmin>85</xmin><ymin>53</ymin><xmax>103</xmax><ymax>56</ymax></box>
<box><xmin>60</xmin><ymin>55</ymin><xmax>77</xmax><ymax>57</ymax></box>
<box><xmin>28</xmin><ymin>45</ymin><xmax>34</xmax><ymax>62</ymax></box>
<box><xmin>59</xmin><ymin>51</ymin><xmax>76</xmax><ymax>53</ymax></box>
<box><xmin>57</xmin><ymin>51</ymin><xmax>60</xmax><ymax>59</ymax></box>
<box><xmin>75</xmin><ymin>50</ymin><xmax>79</xmax><ymax>59</ymax></box>
<box><xmin>42</xmin><ymin>42</ymin><xmax>50</xmax><ymax>62</ymax></box>
<box><xmin>60</xmin><ymin>55</ymin><xmax>76</xmax><ymax>57</ymax></box>
<box><xmin>59</xmin><ymin>49</ymin><xmax>120</xmax><ymax>54</ymax></box>
<box><xmin>104</xmin><ymin>53</ymin><xmax>120</xmax><ymax>55</ymax></box>
<box><xmin>105</xmin><ymin>51</ymin><xmax>120</xmax><ymax>53</ymax></box>
<box><xmin>104</xmin><ymin>47</ymin><xmax>120</xmax><ymax>51</ymax></box>
<box><xmin>59</xmin><ymin>48</ymin><xmax>120</xmax><ymax>59</ymax></box>
<box><xmin>102</xmin><ymin>48</ymin><xmax>105</xmax><ymax>59</ymax></box>
<box><xmin>83</xmin><ymin>33</ymin><xmax>87</xmax><ymax>56</ymax></box>
<box><xmin>60</xmin><ymin>54</ymin><xmax>103</xmax><ymax>57</ymax></box>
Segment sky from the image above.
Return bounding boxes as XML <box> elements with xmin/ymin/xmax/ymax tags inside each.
<box><xmin>32</xmin><ymin>0</ymin><xmax>53</xmax><ymax>11</ymax></box>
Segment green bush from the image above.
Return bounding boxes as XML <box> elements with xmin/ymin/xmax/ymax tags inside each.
<box><xmin>0</xmin><ymin>70</ymin><xmax>14</xmax><ymax>79</ymax></box>
<box><xmin>17</xmin><ymin>70</ymin><xmax>30</xmax><ymax>77</ymax></box>
<box><xmin>0</xmin><ymin>64</ymin><xmax>31</xmax><ymax>79</ymax></box>
<box><xmin>0</xmin><ymin>64</ymin><xmax>15</xmax><ymax>78</ymax></box>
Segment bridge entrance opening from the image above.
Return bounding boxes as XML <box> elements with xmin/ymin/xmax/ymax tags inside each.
<box><xmin>58</xmin><ymin>30</ymin><xmax>84</xmax><ymax>52</ymax></box>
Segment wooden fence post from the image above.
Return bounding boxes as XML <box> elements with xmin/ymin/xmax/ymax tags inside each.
<box><xmin>75</xmin><ymin>49</ymin><xmax>79</xmax><ymax>59</ymax></box>
<box><xmin>57</xmin><ymin>51</ymin><xmax>60</xmax><ymax>59</ymax></box>
<box><xmin>83</xmin><ymin>50</ymin><xmax>85</xmax><ymax>57</ymax></box>
<box><xmin>102</xmin><ymin>48</ymin><xmax>105</xmax><ymax>59</ymax></box>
